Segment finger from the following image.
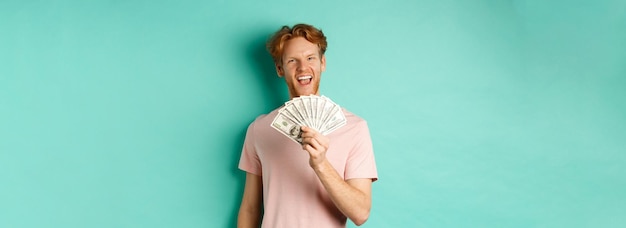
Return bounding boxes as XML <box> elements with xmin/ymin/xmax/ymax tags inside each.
<box><xmin>315</xmin><ymin>134</ymin><xmax>329</xmax><ymax>146</ymax></box>
<box><xmin>308</xmin><ymin>137</ymin><xmax>321</xmax><ymax>150</ymax></box>
<box><xmin>300</xmin><ymin>126</ymin><xmax>320</xmax><ymax>136</ymax></box>
<box><xmin>305</xmin><ymin>134</ymin><xmax>329</xmax><ymax>149</ymax></box>
<box><xmin>302</xmin><ymin>143</ymin><xmax>313</xmax><ymax>152</ymax></box>
<box><xmin>302</xmin><ymin>141</ymin><xmax>318</xmax><ymax>154</ymax></box>
<box><xmin>300</xmin><ymin>136</ymin><xmax>316</xmax><ymax>149</ymax></box>
<box><xmin>300</xmin><ymin>126</ymin><xmax>311</xmax><ymax>133</ymax></box>
<box><xmin>310</xmin><ymin>136</ymin><xmax>329</xmax><ymax>152</ymax></box>
<box><xmin>300</xmin><ymin>131</ymin><xmax>316</xmax><ymax>139</ymax></box>
<box><xmin>300</xmin><ymin>137</ymin><xmax>312</xmax><ymax>147</ymax></box>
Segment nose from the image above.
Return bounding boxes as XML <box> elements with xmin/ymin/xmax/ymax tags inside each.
<box><xmin>296</xmin><ymin>60</ymin><xmax>307</xmax><ymax>72</ymax></box>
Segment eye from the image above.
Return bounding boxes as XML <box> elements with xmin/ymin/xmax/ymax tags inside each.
<box><xmin>307</xmin><ymin>56</ymin><xmax>316</xmax><ymax>61</ymax></box>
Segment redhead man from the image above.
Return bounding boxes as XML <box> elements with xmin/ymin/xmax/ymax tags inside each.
<box><xmin>237</xmin><ymin>24</ymin><xmax>378</xmax><ymax>228</ymax></box>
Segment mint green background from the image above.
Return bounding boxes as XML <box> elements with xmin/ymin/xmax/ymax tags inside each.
<box><xmin>1</xmin><ymin>0</ymin><xmax>625</xmax><ymax>227</ymax></box>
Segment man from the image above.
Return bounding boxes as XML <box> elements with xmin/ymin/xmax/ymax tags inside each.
<box><xmin>237</xmin><ymin>24</ymin><xmax>378</xmax><ymax>227</ymax></box>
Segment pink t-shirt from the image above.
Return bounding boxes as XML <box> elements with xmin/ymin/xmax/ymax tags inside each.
<box><xmin>239</xmin><ymin>107</ymin><xmax>378</xmax><ymax>228</ymax></box>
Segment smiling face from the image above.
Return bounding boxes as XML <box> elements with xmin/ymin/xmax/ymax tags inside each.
<box><xmin>276</xmin><ymin>37</ymin><xmax>326</xmax><ymax>99</ymax></box>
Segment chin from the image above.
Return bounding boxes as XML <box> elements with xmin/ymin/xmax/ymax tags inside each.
<box><xmin>288</xmin><ymin>85</ymin><xmax>318</xmax><ymax>98</ymax></box>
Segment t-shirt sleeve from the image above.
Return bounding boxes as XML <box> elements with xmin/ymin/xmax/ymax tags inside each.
<box><xmin>238</xmin><ymin>121</ymin><xmax>262</xmax><ymax>176</ymax></box>
<box><xmin>345</xmin><ymin>120</ymin><xmax>378</xmax><ymax>181</ymax></box>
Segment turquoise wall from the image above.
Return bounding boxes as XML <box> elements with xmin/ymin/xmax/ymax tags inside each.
<box><xmin>1</xmin><ymin>0</ymin><xmax>625</xmax><ymax>227</ymax></box>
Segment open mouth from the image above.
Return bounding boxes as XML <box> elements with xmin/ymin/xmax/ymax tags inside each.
<box><xmin>297</xmin><ymin>75</ymin><xmax>312</xmax><ymax>85</ymax></box>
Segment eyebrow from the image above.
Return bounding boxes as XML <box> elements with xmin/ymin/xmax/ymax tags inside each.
<box><xmin>285</xmin><ymin>53</ymin><xmax>319</xmax><ymax>59</ymax></box>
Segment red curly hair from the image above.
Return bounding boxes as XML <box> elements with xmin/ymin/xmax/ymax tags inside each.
<box><xmin>266</xmin><ymin>24</ymin><xmax>327</xmax><ymax>65</ymax></box>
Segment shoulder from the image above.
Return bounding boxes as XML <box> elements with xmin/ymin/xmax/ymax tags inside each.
<box><xmin>247</xmin><ymin>107</ymin><xmax>281</xmax><ymax>133</ymax></box>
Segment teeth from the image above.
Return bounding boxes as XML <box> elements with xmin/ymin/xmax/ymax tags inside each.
<box><xmin>298</xmin><ymin>75</ymin><xmax>312</xmax><ymax>81</ymax></box>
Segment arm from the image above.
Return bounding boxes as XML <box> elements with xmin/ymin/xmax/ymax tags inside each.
<box><xmin>300</xmin><ymin>126</ymin><xmax>372</xmax><ymax>226</ymax></box>
<box><xmin>237</xmin><ymin>172</ymin><xmax>263</xmax><ymax>228</ymax></box>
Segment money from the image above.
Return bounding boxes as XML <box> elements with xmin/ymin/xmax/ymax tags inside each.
<box><xmin>271</xmin><ymin>95</ymin><xmax>347</xmax><ymax>144</ymax></box>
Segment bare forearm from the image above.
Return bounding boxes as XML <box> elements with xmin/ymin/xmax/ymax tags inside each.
<box><xmin>238</xmin><ymin>173</ymin><xmax>263</xmax><ymax>228</ymax></box>
<box><xmin>300</xmin><ymin>126</ymin><xmax>372</xmax><ymax>225</ymax></box>
<box><xmin>237</xmin><ymin>209</ymin><xmax>261</xmax><ymax>228</ymax></box>
<box><xmin>312</xmin><ymin>159</ymin><xmax>371</xmax><ymax>225</ymax></box>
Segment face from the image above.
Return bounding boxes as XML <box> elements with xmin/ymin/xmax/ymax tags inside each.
<box><xmin>276</xmin><ymin>37</ymin><xmax>326</xmax><ymax>99</ymax></box>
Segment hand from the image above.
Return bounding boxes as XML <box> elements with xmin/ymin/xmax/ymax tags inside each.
<box><xmin>300</xmin><ymin>126</ymin><xmax>330</xmax><ymax>168</ymax></box>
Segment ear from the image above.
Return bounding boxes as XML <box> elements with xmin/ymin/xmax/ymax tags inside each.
<box><xmin>321</xmin><ymin>55</ymin><xmax>326</xmax><ymax>72</ymax></box>
<box><xmin>275</xmin><ymin>62</ymin><xmax>284</xmax><ymax>77</ymax></box>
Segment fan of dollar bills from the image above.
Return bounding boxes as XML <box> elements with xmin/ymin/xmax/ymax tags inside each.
<box><xmin>271</xmin><ymin>95</ymin><xmax>347</xmax><ymax>144</ymax></box>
